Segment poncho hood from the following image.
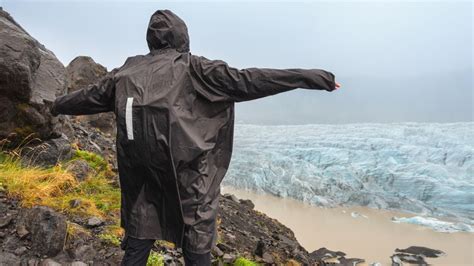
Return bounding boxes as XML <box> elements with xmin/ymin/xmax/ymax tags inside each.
<box><xmin>146</xmin><ymin>10</ymin><xmax>190</xmax><ymax>53</ymax></box>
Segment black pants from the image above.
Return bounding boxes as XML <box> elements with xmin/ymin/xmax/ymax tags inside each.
<box><xmin>120</xmin><ymin>235</ymin><xmax>211</xmax><ymax>266</ymax></box>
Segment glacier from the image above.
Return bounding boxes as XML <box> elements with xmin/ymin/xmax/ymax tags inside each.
<box><xmin>223</xmin><ymin>122</ymin><xmax>474</xmax><ymax>229</ymax></box>
<box><xmin>391</xmin><ymin>216</ymin><xmax>473</xmax><ymax>233</ymax></box>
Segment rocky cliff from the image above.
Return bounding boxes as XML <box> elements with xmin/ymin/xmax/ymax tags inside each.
<box><xmin>0</xmin><ymin>8</ymin><xmax>69</xmax><ymax>143</ymax></box>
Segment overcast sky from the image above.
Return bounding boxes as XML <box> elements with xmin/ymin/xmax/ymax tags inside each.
<box><xmin>3</xmin><ymin>0</ymin><xmax>472</xmax><ymax>124</ymax></box>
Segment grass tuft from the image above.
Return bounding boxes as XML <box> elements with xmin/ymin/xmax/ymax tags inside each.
<box><xmin>98</xmin><ymin>232</ymin><xmax>121</xmax><ymax>246</ymax></box>
<box><xmin>72</xmin><ymin>149</ymin><xmax>109</xmax><ymax>173</ymax></box>
<box><xmin>147</xmin><ymin>251</ymin><xmax>164</xmax><ymax>266</ymax></box>
<box><xmin>233</xmin><ymin>257</ymin><xmax>260</xmax><ymax>266</ymax></box>
<box><xmin>98</xmin><ymin>224</ymin><xmax>125</xmax><ymax>246</ymax></box>
<box><xmin>0</xmin><ymin>156</ymin><xmax>78</xmax><ymax>207</ymax></box>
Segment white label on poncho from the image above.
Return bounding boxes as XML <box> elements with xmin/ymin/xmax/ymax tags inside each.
<box><xmin>126</xmin><ymin>97</ymin><xmax>134</xmax><ymax>140</ymax></box>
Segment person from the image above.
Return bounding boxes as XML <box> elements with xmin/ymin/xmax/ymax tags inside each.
<box><xmin>51</xmin><ymin>9</ymin><xmax>341</xmax><ymax>266</ymax></box>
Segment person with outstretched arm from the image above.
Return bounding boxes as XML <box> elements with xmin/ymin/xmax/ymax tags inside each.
<box><xmin>51</xmin><ymin>9</ymin><xmax>341</xmax><ymax>266</ymax></box>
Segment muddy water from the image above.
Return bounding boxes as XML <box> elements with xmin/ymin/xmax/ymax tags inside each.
<box><xmin>221</xmin><ymin>186</ymin><xmax>474</xmax><ymax>265</ymax></box>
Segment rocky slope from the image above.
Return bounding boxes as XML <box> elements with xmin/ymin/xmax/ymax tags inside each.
<box><xmin>0</xmin><ymin>116</ymin><xmax>317</xmax><ymax>265</ymax></box>
<box><xmin>0</xmin><ymin>187</ymin><xmax>311</xmax><ymax>266</ymax></box>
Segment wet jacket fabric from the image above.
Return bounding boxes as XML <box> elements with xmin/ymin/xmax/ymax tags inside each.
<box><xmin>51</xmin><ymin>10</ymin><xmax>336</xmax><ymax>253</ymax></box>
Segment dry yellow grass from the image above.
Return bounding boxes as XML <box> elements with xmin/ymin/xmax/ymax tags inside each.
<box><xmin>0</xmin><ymin>141</ymin><xmax>120</xmax><ymax>219</ymax></box>
<box><xmin>0</xmin><ymin>157</ymin><xmax>78</xmax><ymax>207</ymax></box>
<box><xmin>0</xmin><ymin>137</ymin><xmax>129</xmax><ymax>254</ymax></box>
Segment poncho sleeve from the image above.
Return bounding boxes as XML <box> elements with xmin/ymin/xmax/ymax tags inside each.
<box><xmin>190</xmin><ymin>55</ymin><xmax>336</xmax><ymax>102</ymax></box>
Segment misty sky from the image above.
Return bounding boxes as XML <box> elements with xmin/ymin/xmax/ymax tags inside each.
<box><xmin>2</xmin><ymin>0</ymin><xmax>472</xmax><ymax>124</ymax></box>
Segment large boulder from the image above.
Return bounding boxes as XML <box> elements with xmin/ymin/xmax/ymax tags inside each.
<box><xmin>66</xmin><ymin>56</ymin><xmax>107</xmax><ymax>94</ymax></box>
<box><xmin>0</xmin><ymin>8</ymin><xmax>70</xmax><ymax>144</ymax></box>
<box><xmin>65</xmin><ymin>56</ymin><xmax>115</xmax><ymax>134</ymax></box>
<box><xmin>16</xmin><ymin>206</ymin><xmax>67</xmax><ymax>257</ymax></box>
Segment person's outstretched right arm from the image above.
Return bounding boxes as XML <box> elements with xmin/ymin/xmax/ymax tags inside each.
<box><xmin>50</xmin><ymin>69</ymin><xmax>117</xmax><ymax>116</ymax></box>
<box><xmin>190</xmin><ymin>55</ymin><xmax>338</xmax><ymax>103</ymax></box>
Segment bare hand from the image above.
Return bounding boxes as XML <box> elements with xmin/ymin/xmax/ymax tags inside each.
<box><xmin>335</xmin><ymin>82</ymin><xmax>341</xmax><ymax>90</ymax></box>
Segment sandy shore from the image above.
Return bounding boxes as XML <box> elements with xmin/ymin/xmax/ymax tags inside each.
<box><xmin>222</xmin><ymin>186</ymin><xmax>474</xmax><ymax>265</ymax></box>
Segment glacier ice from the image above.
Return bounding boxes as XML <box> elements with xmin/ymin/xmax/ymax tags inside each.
<box><xmin>223</xmin><ymin>122</ymin><xmax>474</xmax><ymax>229</ymax></box>
<box><xmin>392</xmin><ymin>216</ymin><xmax>473</xmax><ymax>233</ymax></box>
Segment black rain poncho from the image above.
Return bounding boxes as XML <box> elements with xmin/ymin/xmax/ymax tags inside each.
<box><xmin>51</xmin><ymin>10</ymin><xmax>336</xmax><ymax>253</ymax></box>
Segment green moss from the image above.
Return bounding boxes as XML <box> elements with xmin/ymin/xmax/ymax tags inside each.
<box><xmin>233</xmin><ymin>257</ymin><xmax>260</xmax><ymax>266</ymax></box>
<box><xmin>96</xmin><ymin>224</ymin><xmax>124</xmax><ymax>247</ymax></box>
<box><xmin>72</xmin><ymin>150</ymin><xmax>108</xmax><ymax>172</ymax></box>
<box><xmin>78</xmin><ymin>175</ymin><xmax>120</xmax><ymax>209</ymax></box>
<box><xmin>98</xmin><ymin>232</ymin><xmax>121</xmax><ymax>246</ymax></box>
<box><xmin>147</xmin><ymin>251</ymin><xmax>164</xmax><ymax>266</ymax></box>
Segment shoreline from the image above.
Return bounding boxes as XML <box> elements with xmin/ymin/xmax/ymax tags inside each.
<box><xmin>222</xmin><ymin>186</ymin><xmax>474</xmax><ymax>265</ymax></box>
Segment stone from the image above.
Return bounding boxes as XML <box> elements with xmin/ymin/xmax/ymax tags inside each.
<box><xmin>20</xmin><ymin>136</ymin><xmax>72</xmax><ymax>167</ymax></box>
<box><xmin>222</xmin><ymin>253</ymin><xmax>235</xmax><ymax>264</ymax></box>
<box><xmin>65</xmin><ymin>56</ymin><xmax>115</xmax><ymax>134</ymax></box>
<box><xmin>16</xmin><ymin>206</ymin><xmax>67</xmax><ymax>257</ymax></box>
<box><xmin>223</xmin><ymin>193</ymin><xmax>239</xmax><ymax>203</ymax></box>
<box><xmin>14</xmin><ymin>246</ymin><xmax>28</xmax><ymax>256</ymax></box>
<box><xmin>72</xmin><ymin>244</ymin><xmax>96</xmax><ymax>261</ymax></box>
<box><xmin>70</xmin><ymin>262</ymin><xmax>88</xmax><ymax>266</ymax></box>
<box><xmin>395</xmin><ymin>246</ymin><xmax>445</xmax><ymax>258</ymax></box>
<box><xmin>211</xmin><ymin>246</ymin><xmax>224</xmax><ymax>257</ymax></box>
<box><xmin>0</xmin><ymin>213</ymin><xmax>14</xmax><ymax>228</ymax></box>
<box><xmin>65</xmin><ymin>56</ymin><xmax>107</xmax><ymax>94</ymax></box>
<box><xmin>254</xmin><ymin>240</ymin><xmax>265</xmax><ymax>257</ymax></box>
<box><xmin>39</xmin><ymin>259</ymin><xmax>61</xmax><ymax>266</ymax></box>
<box><xmin>162</xmin><ymin>254</ymin><xmax>174</xmax><ymax>263</ymax></box>
<box><xmin>293</xmin><ymin>251</ymin><xmax>311</xmax><ymax>265</ymax></box>
<box><xmin>309</xmin><ymin>247</ymin><xmax>346</xmax><ymax>261</ymax></box>
<box><xmin>339</xmin><ymin>257</ymin><xmax>365</xmax><ymax>265</ymax></box>
<box><xmin>27</xmin><ymin>258</ymin><xmax>40</xmax><ymax>266</ymax></box>
<box><xmin>225</xmin><ymin>233</ymin><xmax>236</xmax><ymax>240</ymax></box>
<box><xmin>216</xmin><ymin>242</ymin><xmax>233</xmax><ymax>253</ymax></box>
<box><xmin>262</xmin><ymin>252</ymin><xmax>274</xmax><ymax>264</ymax></box>
<box><xmin>279</xmin><ymin>235</ymin><xmax>298</xmax><ymax>249</ymax></box>
<box><xmin>391</xmin><ymin>253</ymin><xmax>428</xmax><ymax>265</ymax></box>
<box><xmin>86</xmin><ymin>216</ymin><xmax>103</xmax><ymax>227</ymax></box>
<box><xmin>16</xmin><ymin>225</ymin><xmax>30</xmax><ymax>238</ymax></box>
<box><xmin>0</xmin><ymin>251</ymin><xmax>20</xmax><ymax>266</ymax></box>
<box><xmin>0</xmin><ymin>9</ymin><xmax>67</xmax><ymax>143</ymax></box>
<box><xmin>65</xmin><ymin>159</ymin><xmax>95</xmax><ymax>181</ymax></box>
<box><xmin>239</xmin><ymin>199</ymin><xmax>255</xmax><ymax>209</ymax></box>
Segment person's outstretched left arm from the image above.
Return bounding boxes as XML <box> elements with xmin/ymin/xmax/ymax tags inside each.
<box><xmin>190</xmin><ymin>55</ymin><xmax>341</xmax><ymax>103</ymax></box>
